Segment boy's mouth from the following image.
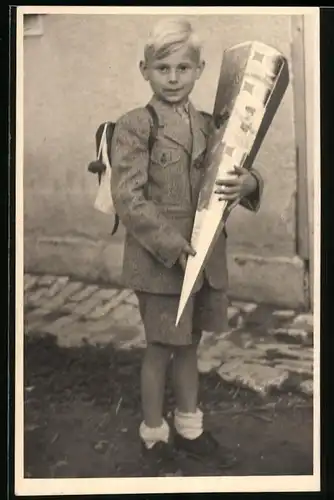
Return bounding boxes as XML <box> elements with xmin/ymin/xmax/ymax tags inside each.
<box><xmin>164</xmin><ymin>87</ymin><xmax>183</xmax><ymax>93</ymax></box>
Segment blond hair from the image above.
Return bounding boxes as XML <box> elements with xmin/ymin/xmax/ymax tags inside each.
<box><xmin>144</xmin><ymin>18</ymin><xmax>201</xmax><ymax>62</ymax></box>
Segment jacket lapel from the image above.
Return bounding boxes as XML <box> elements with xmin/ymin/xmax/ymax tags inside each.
<box><xmin>162</xmin><ymin>113</ymin><xmax>193</xmax><ymax>154</ymax></box>
<box><xmin>188</xmin><ymin>102</ymin><xmax>209</xmax><ymax>164</ymax></box>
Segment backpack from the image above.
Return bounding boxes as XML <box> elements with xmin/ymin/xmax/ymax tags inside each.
<box><xmin>88</xmin><ymin>106</ymin><xmax>214</xmax><ymax>236</ymax></box>
<box><xmin>88</xmin><ymin>104</ymin><xmax>159</xmax><ymax>235</ymax></box>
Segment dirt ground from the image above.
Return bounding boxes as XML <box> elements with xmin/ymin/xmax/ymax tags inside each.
<box><xmin>24</xmin><ymin>334</ymin><xmax>313</xmax><ymax>478</ymax></box>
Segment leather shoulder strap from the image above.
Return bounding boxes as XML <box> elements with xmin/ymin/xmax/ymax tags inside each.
<box><xmin>145</xmin><ymin>104</ymin><xmax>159</xmax><ymax>153</ymax></box>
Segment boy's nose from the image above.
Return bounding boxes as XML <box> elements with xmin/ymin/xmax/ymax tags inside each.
<box><xmin>168</xmin><ymin>69</ymin><xmax>178</xmax><ymax>82</ymax></box>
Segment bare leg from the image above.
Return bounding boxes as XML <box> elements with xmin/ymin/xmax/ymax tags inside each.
<box><xmin>141</xmin><ymin>343</ymin><xmax>172</xmax><ymax>428</ymax></box>
<box><xmin>172</xmin><ymin>338</ymin><xmax>200</xmax><ymax>414</ymax></box>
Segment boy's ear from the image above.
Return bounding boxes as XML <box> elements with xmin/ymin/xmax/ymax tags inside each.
<box><xmin>196</xmin><ymin>59</ymin><xmax>205</xmax><ymax>80</ymax></box>
<box><xmin>139</xmin><ymin>60</ymin><xmax>149</xmax><ymax>81</ymax></box>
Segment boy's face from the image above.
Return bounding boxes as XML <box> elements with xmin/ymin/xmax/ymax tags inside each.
<box><xmin>140</xmin><ymin>45</ymin><xmax>205</xmax><ymax>105</ymax></box>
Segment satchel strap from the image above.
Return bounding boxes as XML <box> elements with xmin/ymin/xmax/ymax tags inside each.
<box><xmin>145</xmin><ymin>103</ymin><xmax>159</xmax><ymax>153</ymax></box>
<box><xmin>97</xmin><ymin>123</ymin><xmax>108</xmax><ymax>161</ymax></box>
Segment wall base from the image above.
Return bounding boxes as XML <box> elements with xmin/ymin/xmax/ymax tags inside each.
<box><xmin>24</xmin><ymin>235</ymin><xmax>307</xmax><ymax>309</ymax></box>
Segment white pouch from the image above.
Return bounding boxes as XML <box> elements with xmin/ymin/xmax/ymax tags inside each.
<box><xmin>93</xmin><ymin>123</ymin><xmax>115</xmax><ymax>215</ymax></box>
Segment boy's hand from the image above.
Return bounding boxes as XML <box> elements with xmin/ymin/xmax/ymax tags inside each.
<box><xmin>178</xmin><ymin>242</ymin><xmax>196</xmax><ymax>271</ymax></box>
<box><xmin>215</xmin><ymin>166</ymin><xmax>257</xmax><ymax>202</ymax></box>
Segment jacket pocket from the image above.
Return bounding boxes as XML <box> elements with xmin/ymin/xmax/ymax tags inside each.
<box><xmin>149</xmin><ymin>144</ymin><xmax>190</xmax><ymax>205</ymax></box>
<box><xmin>151</xmin><ymin>147</ymin><xmax>181</xmax><ymax>168</ymax></box>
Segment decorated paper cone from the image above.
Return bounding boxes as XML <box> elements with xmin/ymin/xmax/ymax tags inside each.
<box><xmin>176</xmin><ymin>41</ymin><xmax>290</xmax><ymax>326</ymax></box>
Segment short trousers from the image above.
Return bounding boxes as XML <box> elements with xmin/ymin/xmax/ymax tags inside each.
<box><xmin>136</xmin><ymin>280</ymin><xmax>229</xmax><ymax>346</ymax></box>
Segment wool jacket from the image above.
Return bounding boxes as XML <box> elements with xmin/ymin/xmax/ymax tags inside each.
<box><xmin>111</xmin><ymin>95</ymin><xmax>263</xmax><ymax>294</ymax></box>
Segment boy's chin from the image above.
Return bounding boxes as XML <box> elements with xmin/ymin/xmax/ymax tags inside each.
<box><xmin>160</xmin><ymin>93</ymin><xmax>190</xmax><ymax>105</ymax></box>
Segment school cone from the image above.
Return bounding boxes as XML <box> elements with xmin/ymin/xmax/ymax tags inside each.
<box><xmin>175</xmin><ymin>203</ymin><xmax>227</xmax><ymax>327</ymax></box>
<box><xmin>176</xmin><ymin>41</ymin><xmax>290</xmax><ymax>326</ymax></box>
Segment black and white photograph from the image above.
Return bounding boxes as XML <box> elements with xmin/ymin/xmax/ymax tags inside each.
<box><xmin>15</xmin><ymin>6</ymin><xmax>320</xmax><ymax>495</ymax></box>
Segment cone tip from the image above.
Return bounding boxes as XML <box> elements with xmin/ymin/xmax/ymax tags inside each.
<box><xmin>176</xmin><ymin>305</ymin><xmax>185</xmax><ymax>326</ymax></box>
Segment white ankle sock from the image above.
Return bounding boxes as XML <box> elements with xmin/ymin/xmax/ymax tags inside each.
<box><xmin>139</xmin><ymin>419</ymin><xmax>170</xmax><ymax>449</ymax></box>
<box><xmin>174</xmin><ymin>408</ymin><xmax>203</xmax><ymax>440</ymax></box>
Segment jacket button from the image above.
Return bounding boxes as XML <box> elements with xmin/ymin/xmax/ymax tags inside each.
<box><xmin>193</xmin><ymin>151</ymin><xmax>206</xmax><ymax>169</ymax></box>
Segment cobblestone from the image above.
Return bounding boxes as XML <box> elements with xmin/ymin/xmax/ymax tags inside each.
<box><xmin>233</xmin><ymin>301</ymin><xmax>258</xmax><ymax>314</ymax></box>
<box><xmin>43</xmin><ymin>276</ymin><xmax>70</xmax><ymax>299</ymax></box>
<box><xmin>48</xmin><ymin>318</ymin><xmax>117</xmax><ymax>348</ymax></box>
<box><xmin>199</xmin><ymin>338</ymin><xmax>265</xmax><ymax>364</ymax></box>
<box><xmin>217</xmin><ymin>361</ymin><xmax>289</xmax><ymax>396</ymax></box>
<box><xmin>23</xmin><ymin>273</ymin><xmax>315</xmax><ymax>396</ymax></box>
<box><xmin>26</xmin><ymin>288</ymin><xmax>49</xmax><ymax>306</ymax></box>
<box><xmin>227</xmin><ymin>306</ymin><xmax>239</xmax><ymax>322</ymax></box>
<box><xmin>124</xmin><ymin>293</ymin><xmax>139</xmax><ymax>307</ymax></box>
<box><xmin>24</xmin><ymin>274</ymin><xmax>38</xmax><ymax>291</ymax></box>
<box><xmin>296</xmin><ymin>347</ymin><xmax>313</xmax><ymax>361</ymax></box>
<box><xmin>95</xmin><ymin>288</ymin><xmax>120</xmax><ymax>300</ymax></box>
<box><xmin>71</xmin><ymin>292</ymin><xmax>108</xmax><ymax>316</ymax></box>
<box><xmin>197</xmin><ymin>357</ymin><xmax>223</xmax><ymax>374</ymax></box>
<box><xmin>107</xmin><ymin>289</ymin><xmax>133</xmax><ymax>309</ymax></box>
<box><xmin>78</xmin><ymin>316</ymin><xmax>122</xmax><ymax>334</ymax></box>
<box><xmin>291</xmin><ymin>313</ymin><xmax>313</xmax><ymax>333</ymax></box>
<box><xmin>26</xmin><ymin>307</ymin><xmax>49</xmax><ymax>320</ymax></box>
<box><xmin>198</xmin><ymin>330</ymin><xmax>217</xmax><ymax>346</ymax></box>
<box><xmin>71</xmin><ymin>289</ymin><xmax>132</xmax><ymax>318</ymax></box>
<box><xmin>37</xmin><ymin>275</ymin><xmax>58</xmax><ymax>286</ymax></box>
<box><xmin>300</xmin><ymin>379</ymin><xmax>313</xmax><ymax>396</ymax></box>
<box><xmin>274</xmin><ymin>359</ymin><xmax>313</xmax><ymax>377</ymax></box>
<box><xmin>119</xmin><ymin>324</ymin><xmax>147</xmax><ymax>349</ymax></box>
<box><xmin>110</xmin><ymin>303</ymin><xmax>141</xmax><ymax>326</ymax></box>
<box><xmin>61</xmin><ymin>302</ymin><xmax>82</xmax><ymax>314</ymax></box>
<box><xmin>42</xmin><ymin>315</ymin><xmax>79</xmax><ymax>336</ymax></box>
<box><xmin>42</xmin><ymin>282</ymin><xmax>84</xmax><ymax>311</ymax></box>
<box><xmin>127</xmin><ymin>323</ymin><xmax>146</xmax><ymax>348</ymax></box>
<box><xmin>269</xmin><ymin>328</ymin><xmax>310</xmax><ymax>344</ymax></box>
<box><xmin>83</xmin><ymin>331</ymin><xmax>118</xmax><ymax>347</ymax></box>
<box><xmin>70</xmin><ymin>285</ymin><xmax>99</xmax><ymax>302</ymax></box>
<box><xmin>255</xmin><ymin>343</ymin><xmax>314</xmax><ymax>361</ymax></box>
<box><xmin>81</xmin><ymin>289</ymin><xmax>120</xmax><ymax>319</ymax></box>
<box><xmin>86</xmin><ymin>299</ymin><xmax>119</xmax><ymax>320</ymax></box>
<box><xmin>272</xmin><ymin>309</ymin><xmax>296</xmax><ymax>319</ymax></box>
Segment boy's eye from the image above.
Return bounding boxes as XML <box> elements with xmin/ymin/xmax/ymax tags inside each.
<box><xmin>156</xmin><ymin>65</ymin><xmax>169</xmax><ymax>73</ymax></box>
<box><xmin>154</xmin><ymin>64</ymin><xmax>191</xmax><ymax>73</ymax></box>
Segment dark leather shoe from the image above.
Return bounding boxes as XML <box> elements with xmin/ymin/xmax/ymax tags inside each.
<box><xmin>141</xmin><ymin>440</ymin><xmax>180</xmax><ymax>475</ymax></box>
<box><xmin>173</xmin><ymin>430</ymin><xmax>238</xmax><ymax>469</ymax></box>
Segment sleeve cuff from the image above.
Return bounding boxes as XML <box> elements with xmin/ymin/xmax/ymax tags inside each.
<box><xmin>239</xmin><ymin>170</ymin><xmax>263</xmax><ymax>212</ymax></box>
<box><xmin>154</xmin><ymin>234</ymin><xmax>187</xmax><ymax>269</ymax></box>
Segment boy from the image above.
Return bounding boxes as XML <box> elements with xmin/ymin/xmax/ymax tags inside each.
<box><xmin>111</xmin><ymin>18</ymin><xmax>263</xmax><ymax>473</ymax></box>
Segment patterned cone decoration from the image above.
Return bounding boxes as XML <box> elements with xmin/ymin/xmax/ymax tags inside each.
<box><xmin>176</xmin><ymin>41</ymin><xmax>290</xmax><ymax>326</ymax></box>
